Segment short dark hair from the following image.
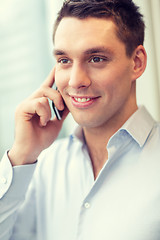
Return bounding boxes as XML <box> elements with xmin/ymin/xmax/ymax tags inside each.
<box><xmin>53</xmin><ymin>0</ymin><xmax>145</xmax><ymax>57</ymax></box>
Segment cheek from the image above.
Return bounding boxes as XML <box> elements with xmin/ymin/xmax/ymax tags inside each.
<box><xmin>99</xmin><ymin>65</ymin><xmax>131</xmax><ymax>89</ymax></box>
<box><xmin>91</xmin><ymin>70</ymin><xmax>116</xmax><ymax>95</ymax></box>
<box><xmin>93</xmin><ymin>70</ymin><xmax>130</xmax><ymax>105</ymax></box>
<box><xmin>55</xmin><ymin>68</ymin><xmax>69</xmax><ymax>92</ymax></box>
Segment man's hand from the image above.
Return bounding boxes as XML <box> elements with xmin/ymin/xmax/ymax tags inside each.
<box><xmin>8</xmin><ymin>68</ymin><xmax>69</xmax><ymax>166</ymax></box>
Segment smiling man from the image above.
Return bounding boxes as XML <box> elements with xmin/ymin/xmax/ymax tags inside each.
<box><xmin>0</xmin><ymin>0</ymin><xmax>160</xmax><ymax>240</ymax></box>
<box><xmin>53</xmin><ymin>16</ymin><xmax>144</xmax><ymax>178</ymax></box>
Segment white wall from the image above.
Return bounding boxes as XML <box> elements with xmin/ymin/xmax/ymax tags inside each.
<box><xmin>0</xmin><ymin>0</ymin><xmax>53</xmax><ymax>156</ymax></box>
<box><xmin>135</xmin><ymin>0</ymin><xmax>160</xmax><ymax>120</ymax></box>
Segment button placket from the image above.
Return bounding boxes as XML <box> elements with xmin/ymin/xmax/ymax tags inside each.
<box><xmin>84</xmin><ymin>202</ymin><xmax>90</xmax><ymax>209</ymax></box>
<box><xmin>0</xmin><ymin>177</ymin><xmax>7</xmax><ymax>184</ymax></box>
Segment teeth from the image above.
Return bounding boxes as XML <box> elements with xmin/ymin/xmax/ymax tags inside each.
<box><xmin>74</xmin><ymin>97</ymin><xmax>91</xmax><ymax>102</ymax></box>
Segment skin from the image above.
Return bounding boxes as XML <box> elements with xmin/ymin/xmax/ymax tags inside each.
<box><xmin>8</xmin><ymin>70</ymin><xmax>69</xmax><ymax>166</ymax></box>
<box><xmin>9</xmin><ymin>17</ymin><xmax>147</xmax><ymax>178</ymax></box>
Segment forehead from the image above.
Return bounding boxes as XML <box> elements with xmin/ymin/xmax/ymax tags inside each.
<box><xmin>54</xmin><ymin>17</ymin><xmax>126</xmax><ymax>55</ymax></box>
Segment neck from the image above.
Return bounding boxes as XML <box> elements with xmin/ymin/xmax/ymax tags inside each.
<box><xmin>83</xmin><ymin>102</ymin><xmax>138</xmax><ymax>179</ymax></box>
<box><xmin>84</xmin><ymin>127</ymin><xmax>109</xmax><ymax>179</ymax></box>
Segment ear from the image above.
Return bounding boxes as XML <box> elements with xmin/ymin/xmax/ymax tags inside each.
<box><xmin>131</xmin><ymin>45</ymin><xmax>147</xmax><ymax>81</ymax></box>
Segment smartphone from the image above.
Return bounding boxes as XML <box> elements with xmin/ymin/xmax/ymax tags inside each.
<box><xmin>52</xmin><ymin>87</ymin><xmax>65</xmax><ymax>120</ymax></box>
<box><xmin>52</xmin><ymin>101</ymin><xmax>64</xmax><ymax>120</ymax></box>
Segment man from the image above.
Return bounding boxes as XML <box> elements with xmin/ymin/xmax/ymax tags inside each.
<box><xmin>0</xmin><ymin>0</ymin><xmax>160</xmax><ymax>239</ymax></box>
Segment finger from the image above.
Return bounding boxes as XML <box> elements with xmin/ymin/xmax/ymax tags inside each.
<box><xmin>36</xmin><ymin>88</ymin><xmax>64</xmax><ymax>111</ymax></box>
<box><xmin>41</xmin><ymin>67</ymin><xmax>55</xmax><ymax>88</ymax></box>
<box><xmin>61</xmin><ymin>106</ymin><xmax>70</xmax><ymax>120</ymax></box>
<box><xmin>29</xmin><ymin>88</ymin><xmax>65</xmax><ymax>112</ymax></box>
<box><xmin>47</xmin><ymin>106</ymin><xmax>69</xmax><ymax>128</ymax></box>
<box><xmin>52</xmin><ymin>92</ymin><xmax>65</xmax><ymax>111</ymax></box>
<box><xmin>22</xmin><ymin>97</ymin><xmax>52</xmax><ymax>127</ymax></box>
<box><xmin>37</xmin><ymin>98</ymin><xmax>52</xmax><ymax>126</ymax></box>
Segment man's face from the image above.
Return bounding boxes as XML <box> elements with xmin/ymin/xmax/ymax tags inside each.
<box><xmin>54</xmin><ymin>17</ymin><xmax>137</xmax><ymax>129</ymax></box>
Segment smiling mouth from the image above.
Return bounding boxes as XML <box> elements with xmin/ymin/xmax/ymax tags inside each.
<box><xmin>70</xmin><ymin>95</ymin><xmax>100</xmax><ymax>108</ymax></box>
<box><xmin>74</xmin><ymin>97</ymin><xmax>91</xmax><ymax>103</ymax></box>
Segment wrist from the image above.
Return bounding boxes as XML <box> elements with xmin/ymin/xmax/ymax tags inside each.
<box><xmin>8</xmin><ymin>147</ymin><xmax>37</xmax><ymax>166</ymax></box>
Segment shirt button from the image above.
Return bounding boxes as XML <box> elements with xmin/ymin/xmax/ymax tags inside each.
<box><xmin>0</xmin><ymin>177</ymin><xmax>7</xmax><ymax>184</ymax></box>
<box><xmin>84</xmin><ymin>202</ymin><xmax>90</xmax><ymax>209</ymax></box>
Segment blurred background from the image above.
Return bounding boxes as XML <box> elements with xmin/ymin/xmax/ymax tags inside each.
<box><xmin>0</xmin><ymin>0</ymin><xmax>160</xmax><ymax>157</ymax></box>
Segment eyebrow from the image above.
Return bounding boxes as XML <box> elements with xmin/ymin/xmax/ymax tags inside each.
<box><xmin>53</xmin><ymin>49</ymin><xmax>66</xmax><ymax>56</ymax></box>
<box><xmin>84</xmin><ymin>47</ymin><xmax>113</xmax><ymax>55</ymax></box>
<box><xmin>53</xmin><ymin>47</ymin><xmax>113</xmax><ymax>56</ymax></box>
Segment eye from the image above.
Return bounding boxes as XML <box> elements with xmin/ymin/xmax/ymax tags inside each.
<box><xmin>58</xmin><ymin>58</ymin><xmax>72</xmax><ymax>64</ymax></box>
<box><xmin>89</xmin><ymin>56</ymin><xmax>105</xmax><ymax>63</ymax></box>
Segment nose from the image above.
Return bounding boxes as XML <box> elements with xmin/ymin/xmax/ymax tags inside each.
<box><xmin>68</xmin><ymin>63</ymin><xmax>91</xmax><ymax>89</ymax></box>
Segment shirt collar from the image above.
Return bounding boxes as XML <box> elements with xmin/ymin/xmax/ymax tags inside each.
<box><xmin>70</xmin><ymin>106</ymin><xmax>156</xmax><ymax>148</ymax></box>
<box><xmin>69</xmin><ymin>126</ymin><xmax>85</xmax><ymax>147</ymax></box>
<box><xmin>121</xmin><ymin>106</ymin><xmax>155</xmax><ymax>147</ymax></box>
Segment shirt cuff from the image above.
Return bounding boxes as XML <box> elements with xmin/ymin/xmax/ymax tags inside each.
<box><xmin>0</xmin><ymin>151</ymin><xmax>36</xmax><ymax>200</ymax></box>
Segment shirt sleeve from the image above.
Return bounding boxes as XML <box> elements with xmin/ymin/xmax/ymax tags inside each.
<box><xmin>0</xmin><ymin>151</ymin><xmax>37</xmax><ymax>240</ymax></box>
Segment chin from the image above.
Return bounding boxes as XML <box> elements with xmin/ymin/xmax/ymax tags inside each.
<box><xmin>71</xmin><ymin>112</ymin><xmax>105</xmax><ymax>129</ymax></box>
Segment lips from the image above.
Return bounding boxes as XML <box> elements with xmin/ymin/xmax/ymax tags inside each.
<box><xmin>70</xmin><ymin>95</ymin><xmax>99</xmax><ymax>108</ymax></box>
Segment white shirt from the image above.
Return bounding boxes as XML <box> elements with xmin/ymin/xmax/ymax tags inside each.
<box><xmin>0</xmin><ymin>106</ymin><xmax>160</xmax><ymax>240</ymax></box>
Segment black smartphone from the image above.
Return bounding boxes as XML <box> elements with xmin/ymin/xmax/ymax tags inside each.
<box><xmin>52</xmin><ymin>87</ymin><xmax>65</xmax><ymax>120</ymax></box>
<box><xmin>52</xmin><ymin>101</ymin><xmax>64</xmax><ymax>121</ymax></box>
